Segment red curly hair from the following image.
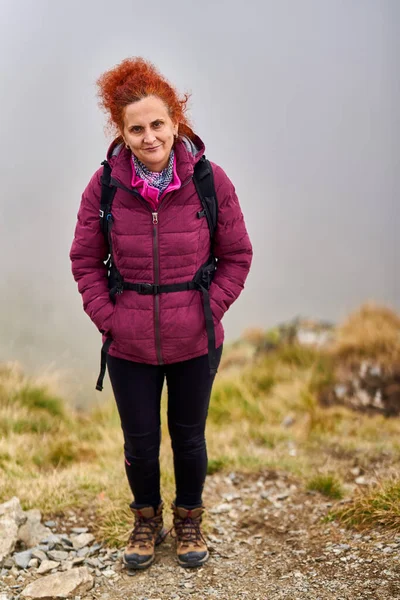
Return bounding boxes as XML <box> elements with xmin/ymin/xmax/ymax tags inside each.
<box><xmin>96</xmin><ymin>57</ymin><xmax>194</xmax><ymax>140</ymax></box>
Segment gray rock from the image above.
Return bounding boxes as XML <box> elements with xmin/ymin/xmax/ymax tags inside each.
<box><xmin>102</xmin><ymin>569</ymin><xmax>115</xmax><ymax>578</ymax></box>
<box><xmin>31</xmin><ymin>549</ymin><xmax>47</xmax><ymax>562</ymax></box>
<box><xmin>44</xmin><ymin>521</ymin><xmax>56</xmax><ymax>528</ymax></box>
<box><xmin>18</xmin><ymin>510</ymin><xmax>51</xmax><ymax>548</ymax></box>
<box><xmin>87</xmin><ymin>542</ymin><xmax>102</xmax><ymax>556</ymax></box>
<box><xmin>47</xmin><ymin>550</ymin><xmax>69</xmax><ymax>562</ymax></box>
<box><xmin>281</xmin><ymin>414</ymin><xmax>295</xmax><ymax>427</ymax></box>
<box><xmin>71</xmin><ymin>533</ymin><xmax>95</xmax><ymax>550</ymax></box>
<box><xmin>15</xmin><ymin>550</ymin><xmax>33</xmax><ymax>569</ymax></box>
<box><xmin>85</xmin><ymin>557</ymin><xmax>100</xmax><ymax>568</ymax></box>
<box><xmin>60</xmin><ymin>536</ymin><xmax>73</xmax><ymax>547</ymax></box>
<box><xmin>21</xmin><ymin>566</ymin><xmax>94</xmax><ymax>599</ymax></box>
<box><xmin>70</xmin><ymin>527</ymin><xmax>89</xmax><ymax>534</ymax></box>
<box><xmin>77</xmin><ymin>546</ymin><xmax>90</xmax><ymax>557</ymax></box>
<box><xmin>37</xmin><ymin>560</ymin><xmax>60</xmax><ymax>575</ymax></box>
<box><xmin>40</xmin><ymin>534</ymin><xmax>61</xmax><ymax>545</ymax></box>
<box><xmin>0</xmin><ymin>518</ymin><xmax>19</xmax><ymax>565</ymax></box>
<box><xmin>0</xmin><ymin>497</ymin><xmax>27</xmax><ymax>526</ymax></box>
<box><xmin>0</xmin><ymin>594</ymin><xmax>12</xmax><ymax>600</ymax></box>
<box><xmin>72</xmin><ymin>556</ymin><xmax>85</xmax><ymax>565</ymax></box>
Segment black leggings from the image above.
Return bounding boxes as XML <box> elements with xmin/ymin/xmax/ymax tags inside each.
<box><xmin>106</xmin><ymin>346</ymin><xmax>223</xmax><ymax>510</ymax></box>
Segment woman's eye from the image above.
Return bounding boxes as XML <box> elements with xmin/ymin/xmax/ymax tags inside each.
<box><xmin>153</xmin><ymin>121</ymin><xmax>162</xmax><ymax>128</ymax></box>
<box><xmin>131</xmin><ymin>126</ymin><xmax>142</xmax><ymax>133</ymax></box>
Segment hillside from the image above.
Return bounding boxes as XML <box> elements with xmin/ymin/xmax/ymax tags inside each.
<box><xmin>1</xmin><ymin>302</ymin><xmax>400</xmax><ymax>599</ymax></box>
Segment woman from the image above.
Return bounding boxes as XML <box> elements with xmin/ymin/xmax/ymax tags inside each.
<box><xmin>70</xmin><ymin>57</ymin><xmax>252</xmax><ymax>570</ymax></box>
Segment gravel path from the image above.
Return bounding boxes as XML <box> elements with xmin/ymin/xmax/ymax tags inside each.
<box><xmin>2</xmin><ymin>470</ymin><xmax>400</xmax><ymax>600</ymax></box>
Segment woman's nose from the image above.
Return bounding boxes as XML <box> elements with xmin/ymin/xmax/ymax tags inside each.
<box><xmin>143</xmin><ymin>129</ymin><xmax>156</xmax><ymax>144</ymax></box>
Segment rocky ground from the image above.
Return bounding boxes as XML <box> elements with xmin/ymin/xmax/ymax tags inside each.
<box><xmin>1</xmin><ymin>470</ymin><xmax>400</xmax><ymax>600</ymax></box>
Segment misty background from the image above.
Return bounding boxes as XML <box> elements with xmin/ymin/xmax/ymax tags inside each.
<box><xmin>0</xmin><ymin>0</ymin><xmax>398</xmax><ymax>403</ymax></box>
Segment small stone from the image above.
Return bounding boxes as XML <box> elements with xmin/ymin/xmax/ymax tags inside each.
<box><xmin>210</xmin><ymin>503</ymin><xmax>231</xmax><ymax>514</ymax></box>
<box><xmin>276</xmin><ymin>493</ymin><xmax>289</xmax><ymax>501</ymax></box>
<box><xmin>281</xmin><ymin>414</ymin><xmax>295</xmax><ymax>427</ymax></box>
<box><xmin>44</xmin><ymin>521</ymin><xmax>57</xmax><ymax>528</ymax></box>
<box><xmin>0</xmin><ymin>497</ymin><xmax>27</xmax><ymax>525</ymax></box>
<box><xmin>21</xmin><ymin>566</ymin><xmax>93</xmax><ymax>598</ymax></box>
<box><xmin>31</xmin><ymin>549</ymin><xmax>47</xmax><ymax>562</ymax></box>
<box><xmin>28</xmin><ymin>558</ymin><xmax>39</xmax><ymax>569</ymax></box>
<box><xmin>77</xmin><ymin>546</ymin><xmax>90</xmax><ymax>557</ymax></box>
<box><xmin>87</xmin><ymin>543</ymin><xmax>102</xmax><ymax>556</ymax></box>
<box><xmin>383</xmin><ymin>547</ymin><xmax>394</xmax><ymax>554</ymax></box>
<box><xmin>3</xmin><ymin>557</ymin><xmax>14</xmax><ymax>569</ymax></box>
<box><xmin>47</xmin><ymin>550</ymin><xmax>69</xmax><ymax>562</ymax></box>
<box><xmin>102</xmin><ymin>569</ymin><xmax>115</xmax><ymax>578</ymax></box>
<box><xmin>71</xmin><ymin>533</ymin><xmax>95</xmax><ymax>550</ymax></box>
<box><xmin>70</xmin><ymin>527</ymin><xmax>89</xmax><ymax>534</ymax></box>
<box><xmin>355</xmin><ymin>476</ymin><xmax>368</xmax><ymax>485</ymax></box>
<box><xmin>60</xmin><ymin>537</ymin><xmax>73</xmax><ymax>547</ymax></box>
<box><xmin>40</xmin><ymin>534</ymin><xmax>61</xmax><ymax>546</ymax></box>
<box><xmin>15</xmin><ymin>550</ymin><xmax>33</xmax><ymax>569</ymax></box>
<box><xmin>85</xmin><ymin>558</ymin><xmax>100</xmax><ymax>568</ymax></box>
<box><xmin>37</xmin><ymin>560</ymin><xmax>60</xmax><ymax>574</ymax></box>
<box><xmin>0</xmin><ymin>518</ymin><xmax>19</xmax><ymax>564</ymax></box>
<box><xmin>72</xmin><ymin>557</ymin><xmax>86</xmax><ymax>565</ymax></box>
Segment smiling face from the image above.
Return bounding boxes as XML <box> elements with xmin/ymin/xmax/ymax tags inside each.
<box><xmin>121</xmin><ymin>95</ymin><xmax>178</xmax><ymax>172</ymax></box>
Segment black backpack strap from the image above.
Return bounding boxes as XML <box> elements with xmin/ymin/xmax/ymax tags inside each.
<box><xmin>193</xmin><ymin>157</ymin><xmax>219</xmax><ymax>376</ymax></box>
<box><xmin>96</xmin><ymin>337</ymin><xmax>113</xmax><ymax>391</ymax></box>
<box><xmin>100</xmin><ymin>160</ymin><xmax>117</xmax><ymax>240</ymax></box>
<box><xmin>193</xmin><ymin>156</ymin><xmax>218</xmax><ymax>239</ymax></box>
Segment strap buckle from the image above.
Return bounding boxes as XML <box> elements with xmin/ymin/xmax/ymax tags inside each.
<box><xmin>137</xmin><ymin>283</ymin><xmax>159</xmax><ymax>295</ymax></box>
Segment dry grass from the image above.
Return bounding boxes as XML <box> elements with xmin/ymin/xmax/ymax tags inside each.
<box><xmin>332</xmin><ymin>476</ymin><xmax>400</xmax><ymax>531</ymax></box>
<box><xmin>2</xmin><ymin>303</ymin><xmax>400</xmax><ymax>543</ymax></box>
<box><xmin>333</xmin><ymin>302</ymin><xmax>400</xmax><ymax>367</ymax></box>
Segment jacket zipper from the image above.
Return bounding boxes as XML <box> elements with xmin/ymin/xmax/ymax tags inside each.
<box><xmin>152</xmin><ymin>211</ymin><xmax>163</xmax><ymax>364</ymax></box>
<box><xmin>110</xmin><ymin>174</ymin><xmax>193</xmax><ymax>366</ymax></box>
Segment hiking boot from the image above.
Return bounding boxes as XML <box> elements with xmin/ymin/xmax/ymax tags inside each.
<box><xmin>171</xmin><ymin>503</ymin><xmax>209</xmax><ymax>568</ymax></box>
<box><xmin>123</xmin><ymin>503</ymin><xmax>167</xmax><ymax>569</ymax></box>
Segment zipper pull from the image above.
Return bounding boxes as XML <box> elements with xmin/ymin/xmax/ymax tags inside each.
<box><xmin>152</xmin><ymin>212</ymin><xmax>158</xmax><ymax>225</ymax></box>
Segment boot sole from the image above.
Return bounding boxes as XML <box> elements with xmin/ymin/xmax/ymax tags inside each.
<box><xmin>123</xmin><ymin>527</ymin><xmax>168</xmax><ymax>570</ymax></box>
<box><xmin>177</xmin><ymin>550</ymin><xmax>210</xmax><ymax>568</ymax></box>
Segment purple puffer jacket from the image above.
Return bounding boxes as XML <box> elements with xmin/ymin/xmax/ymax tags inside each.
<box><xmin>70</xmin><ymin>134</ymin><xmax>253</xmax><ymax>365</ymax></box>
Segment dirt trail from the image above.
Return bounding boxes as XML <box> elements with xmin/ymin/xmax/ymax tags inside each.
<box><xmin>2</xmin><ymin>469</ymin><xmax>400</xmax><ymax>600</ymax></box>
<box><xmin>93</xmin><ymin>470</ymin><xmax>400</xmax><ymax>600</ymax></box>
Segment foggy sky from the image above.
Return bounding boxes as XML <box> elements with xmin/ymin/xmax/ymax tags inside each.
<box><xmin>0</xmin><ymin>0</ymin><xmax>399</xmax><ymax>402</ymax></box>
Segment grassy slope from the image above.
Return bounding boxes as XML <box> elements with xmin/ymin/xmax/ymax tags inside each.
<box><xmin>1</xmin><ymin>302</ymin><xmax>400</xmax><ymax>545</ymax></box>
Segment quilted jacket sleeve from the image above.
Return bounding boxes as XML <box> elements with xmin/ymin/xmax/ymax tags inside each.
<box><xmin>69</xmin><ymin>168</ymin><xmax>114</xmax><ymax>335</ymax></box>
<box><xmin>208</xmin><ymin>163</ymin><xmax>253</xmax><ymax>323</ymax></box>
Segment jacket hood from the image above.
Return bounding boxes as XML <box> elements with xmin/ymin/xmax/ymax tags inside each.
<box><xmin>106</xmin><ymin>134</ymin><xmax>206</xmax><ymax>188</ymax></box>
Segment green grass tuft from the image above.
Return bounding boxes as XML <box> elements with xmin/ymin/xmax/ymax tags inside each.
<box><xmin>17</xmin><ymin>386</ymin><xmax>65</xmax><ymax>418</ymax></box>
<box><xmin>207</xmin><ymin>457</ymin><xmax>229</xmax><ymax>475</ymax></box>
<box><xmin>307</xmin><ymin>473</ymin><xmax>344</xmax><ymax>499</ymax></box>
<box><xmin>331</xmin><ymin>478</ymin><xmax>400</xmax><ymax>531</ymax></box>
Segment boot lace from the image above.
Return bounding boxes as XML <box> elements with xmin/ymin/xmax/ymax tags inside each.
<box><xmin>128</xmin><ymin>514</ymin><xmax>161</xmax><ymax>549</ymax></box>
<box><xmin>170</xmin><ymin>516</ymin><xmax>207</xmax><ymax>549</ymax></box>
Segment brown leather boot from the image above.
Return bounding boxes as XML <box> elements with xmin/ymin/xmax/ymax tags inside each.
<box><xmin>171</xmin><ymin>503</ymin><xmax>209</xmax><ymax>568</ymax></box>
<box><xmin>123</xmin><ymin>503</ymin><xmax>167</xmax><ymax>569</ymax></box>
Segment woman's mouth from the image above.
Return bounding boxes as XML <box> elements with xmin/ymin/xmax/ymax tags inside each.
<box><xmin>144</xmin><ymin>145</ymin><xmax>162</xmax><ymax>152</ymax></box>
